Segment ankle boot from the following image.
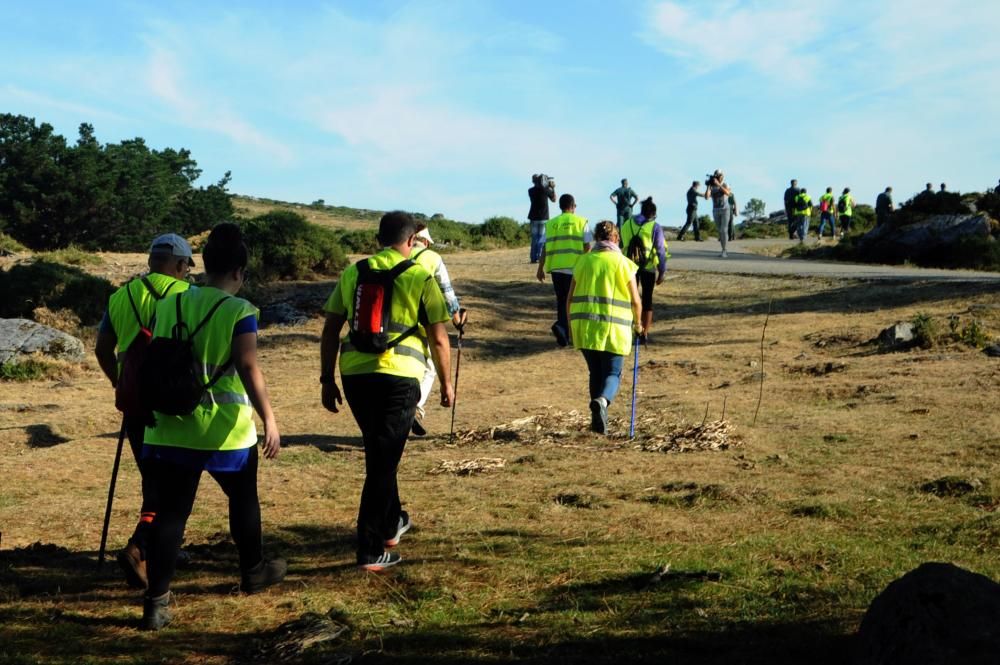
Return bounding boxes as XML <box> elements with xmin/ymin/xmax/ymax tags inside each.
<box><xmin>140</xmin><ymin>592</ymin><xmax>172</xmax><ymax>631</ymax></box>
<box><xmin>240</xmin><ymin>558</ymin><xmax>287</xmax><ymax>593</ymax></box>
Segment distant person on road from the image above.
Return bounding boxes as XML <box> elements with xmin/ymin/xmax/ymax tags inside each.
<box><xmin>784</xmin><ymin>179</ymin><xmax>801</xmax><ymax>240</ymax></box>
<box><xmin>705</xmin><ymin>170</ymin><xmax>733</xmax><ymax>257</ymax></box>
<box><xmin>837</xmin><ymin>188</ymin><xmax>855</xmax><ymax>235</ymax></box>
<box><xmin>566</xmin><ymin>221</ymin><xmax>644</xmax><ymax>435</ymax></box>
<box><xmin>527</xmin><ymin>174</ymin><xmax>556</xmax><ymax>263</ymax></box>
<box><xmin>95</xmin><ymin>233</ymin><xmax>194</xmax><ymax>592</ymax></box>
<box><xmin>610</xmin><ymin>178</ymin><xmax>638</xmax><ymax>228</ymax></box>
<box><xmin>793</xmin><ymin>187</ymin><xmax>813</xmax><ymax>242</ymax></box>
<box><xmin>818</xmin><ymin>187</ymin><xmax>837</xmax><ymax>238</ymax></box>
<box><xmin>677</xmin><ymin>181</ymin><xmax>702</xmax><ymax>241</ymax></box>
<box><xmin>620</xmin><ymin>197</ymin><xmax>668</xmax><ymax>338</ymax></box>
<box><xmin>876</xmin><ymin>187</ymin><xmax>894</xmax><ymax>227</ymax></box>
<box><xmin>537</xmin><ymin>193</ymin><xmax>592</xmax><ymax>347</ymax></box>
<box><xmin>409</xmin><ymin>224</ymin><xmax>467</xmax><ymax>437</ymax></box>
<box><xmin>940</xmin><ymin>183</ymin><xmax>947</xmax><ymax>193</ymax></box>
<box><xmin>727</xmin><ymin>189</ymin><xmax>738</xmax><ymax>241</ymax></box>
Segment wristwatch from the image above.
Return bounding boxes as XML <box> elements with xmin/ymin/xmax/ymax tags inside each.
<box><xmin>319</xmin><ymin>375</ymin><xmax>334</xmax><ymax>385</ymax></box>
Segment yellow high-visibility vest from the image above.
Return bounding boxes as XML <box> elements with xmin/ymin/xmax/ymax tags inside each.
<box><xmin>569</xmin><ymin>250</ymin><xmax>637</xmax><ymax>356</ymax></box>
<box><xmin>620</xmin><ymin>218</ymin><xmax>660</xmax><ymax>272</ymax></box>
<box><xmin>543</xmin><ymin>212</ymin><xmax>588</xmax><ymax>272</ymax></box>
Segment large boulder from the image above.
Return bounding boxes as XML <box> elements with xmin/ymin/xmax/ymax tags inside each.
<box><xmin>855</xmin><ymin>562</ymin><xmax>1000</xmax><ymax>665</ymax></box>
<box><xmin>0</xmin><ymin>318</ymin><xmax>85</xmax><ymax>365</ymax></box>
<box><xmin>855</xmin><ymin>214</ymin><xmax>993</xmax><ymax>263</ymax></box>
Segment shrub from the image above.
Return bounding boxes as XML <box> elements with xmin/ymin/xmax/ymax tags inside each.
<box><xmin>0</xmin><ymin>260</ymin><xmax>114</xmax><ymax>325</ymax></box>
<box><xmin>332</xmin><ymin>229</ymin><xmax>379</xmax><ymax>254</ymax></box>
<box><xmin>697</xmin><ymin>214</ymin><xmax>717</xmax><ymax>238</ymax></box>
<box><xmin>911</xmin><ymin>312</ymin><xmax>938</xmax><ymax>349</ymax></box>
<box><xmin>36</xmin><ymin>245</ymin><xmax>103</xmax><ymax>266</ymax></box>
<box><xmin>959</xmin><ymin>319</ymin><xmax>990</xmax><ymax>348</ymax></box>
<box><xmin>478</xmin><ymin>216</ymin><xmax>528</xmax><ymax>245</ymax></box>
<box><xmin>738</xmin><ymin>222</ymin><xmax>787</xmax><ymax>239</ymax></box>
<box><xmin>0</xmin><ymin>358</ymin><xmax>57</xmax><ymax>382</ymax></box>
<box><xmin>238</xmin><ymin>210</ymin><xmax>348</xmax><ymax>282</ymax></box>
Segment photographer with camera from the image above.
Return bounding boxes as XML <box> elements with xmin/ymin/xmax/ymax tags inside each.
<box><xmin>704</xmin><ymin>170</ymin><xmax>733</xmax><ymax>258</ymax></box>
<box><xmin>528</xmin><ymin>174</ymin><xmax>557</xmax><ymax>263</ymax></box>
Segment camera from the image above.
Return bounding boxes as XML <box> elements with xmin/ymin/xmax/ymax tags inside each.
<box><xmin>539</xmin><ymin>174</ymin><xmax>555</xmax><ymax>189</ymax></box>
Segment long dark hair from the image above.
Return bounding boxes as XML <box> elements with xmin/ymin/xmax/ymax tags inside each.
<box><xmin>639</xmin><ymin>197</ymin><xmax>657</xmax><ymax>219</ymax></box>
<box><xmin>203</xmin><ymin>223</ymin><xmax>248</xmax><ymax>275</ymax></box>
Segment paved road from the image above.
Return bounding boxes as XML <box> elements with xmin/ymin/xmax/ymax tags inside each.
<box><xmin>666</xmin><ymin>238</ymin><xmax>1000</xmax><ymax>282</ymax></box>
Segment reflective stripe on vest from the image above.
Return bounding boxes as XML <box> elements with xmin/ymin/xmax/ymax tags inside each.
<box><xmin>107</xmin><ymin>273</ymin><xmax>190</xmax><ymax>376</ymax></box>
<box><xmin>339</xmin><ymin>249</ymin><xmax>435</xmax><ymax>379</ymax></box>
<box><xmin>543</xmin><ymin>212</ymin><xmax>588</xmax><ymax>272</ymax></box>
<box><xmin>620</xmin><ymin>218</ymin><xmax>658</xmax><ymax>271</ymax></box>
<box><xmin>143</xmin><ymin>286</ymin><xmax>259</xmax><ymax>452</ymax></box>
<box><xmin>569</xmin><ymin>251</ymin><xmax>637</xmax><ymax>356</ymax></box>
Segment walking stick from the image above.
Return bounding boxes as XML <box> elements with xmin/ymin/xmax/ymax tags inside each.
<box><xmin>629</xmin><ymin>335</ymin><xmax>641</xmax><ymax>439</ymax></box>
<box><xmin>98</xmin><ymin>418</ymin><xmax>127</xmax><ymax>569</ymax></box>
<box><xmin>448</xmin><ymin>309</ymin><xmax>467</xmax><ymax>445</ymax></box>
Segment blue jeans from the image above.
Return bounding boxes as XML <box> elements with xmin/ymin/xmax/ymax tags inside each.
<box><xmin>818</xmin><ymin>211</ymin><xmax>836</xmax><ymax>237</ymax></box>
<box><xmin>552</xmin><ymin>272</ymin><xmax>572</xmax><ymax>337</ymax></box>
<box><xmin>581</xmin><ymin>349</ymin><xmax>625</xmax><ymax>404</ymax></box>
<box><xmin>796</xmin><ymin>216</ymin><xmax>809</xmax><ymax>240</ymax></box>
<box><xmin>529</xmin><ymin>220</ymin><xmax>546</xmax><ymax>263</ymax></box>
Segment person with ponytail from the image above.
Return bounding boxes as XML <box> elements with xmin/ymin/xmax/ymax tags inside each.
<box><xmin>618</xmin><ymin>197</ymin><xmax>668</xmax><ymax>338</ymax></box>
<box><xmin>137</xmin><ymin>222</ymin><xmax>285</xmax><ymax>630</ymax></box>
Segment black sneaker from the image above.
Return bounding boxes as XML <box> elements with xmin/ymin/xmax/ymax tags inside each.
<box><xmin>411</xmin><ymin>414</ymin><xmax>427</xmax><ymax>437</ymax></box>
<box><xmin>589</xmin><ymin>398</ymin><xmax>608</xmax><ymax>435</ymax></box>
<box><xmin>240</xmin><ymin>558</ymin><xmax>287</xmax><ymax>593</ymax></box>
<box><xmin>359</xmin><ymin>551</ymin><xmax>401</xmax><ymax>572</ymax></box>
<box><xmin>385</xmin><ymin>512</ymin><xmax>412</xmax><ymax>548</ymax></box>
<box><xmin>551</xmin><ymin>323</ymin><xmax>568</xmax><ymax>347</ymax></box>
<box><xmin>140</xmin><ymin>592</ymin><xmax>172</xmax><ymax>631</ymax></box>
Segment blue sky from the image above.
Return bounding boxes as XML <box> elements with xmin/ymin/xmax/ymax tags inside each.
<box><xmin>3</xmin><ymin>1</ymin><xmax>999</xmax><ymax>225</ymax></box>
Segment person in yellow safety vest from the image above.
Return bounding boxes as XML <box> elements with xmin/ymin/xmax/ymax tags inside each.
<box><xmin>95</xmin><ymin>233</ymin><xmax>193</xmax><ymax>591</ymax></box>
<box><xmin>818</xmin><ymin>187</ymin><xmax>837</xmax><ymax>238</ymax></box>
<box><xmin>837</xmin><ymin>188</ymin><xmax>855</xmax><ymax>235</ymax></box>
<box><xmin>793</xmin><ymin>188</ymin><xmax>813</xmax><ymax>243</ymax></box>
<box><xmin>321</xmin><ymin>211</ymin><xmax>454</xmax><ymax>573</ymax></box>
<box><xmin>137</xmin><ymin>223</ymin><xmax>285</xmax><ymax>630</ymax></box>
<box><xmin>536</xmin><ymin>193</ymin><xmax>593</xmax><ymax>347</ymax></box>
<box><xmin>566</xmin><ymin>221</ymin><xmax>645</xmax><ymax>434</ymax></box>
<box><xmin>409</xmin><ymin>223</ymin><xmax>467</xmax><ymax>436</ymax></box>
<box><xmin>618</xmin><ymin>197</ymin><xmax>669</xmax><ymax>339</ymax></box>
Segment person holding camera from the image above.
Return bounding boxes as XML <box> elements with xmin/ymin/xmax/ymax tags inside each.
<box><xmin>610</xmin><ymin>178</ymin><xmax>638</xmax><ymax>228</ymax></box>
<box><xmin>528</xmin><ymin>174</ymin><xmax>556</xmax><ymax>263</ymax></box>
<box><xmin>677</xmin><ymin>181</ymin><xmax>701</xmax><ymax>241</ymax></box>
<box><xmin>704</xmin><ymin>170</ymin><xmax>733</xmax><ymax>258</ymax></box>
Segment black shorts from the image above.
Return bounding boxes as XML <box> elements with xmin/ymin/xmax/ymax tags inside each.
<box><xmin>638</xmin><ymin>270</ymin><xmax>655</xmax><ymax>313</ymax></box>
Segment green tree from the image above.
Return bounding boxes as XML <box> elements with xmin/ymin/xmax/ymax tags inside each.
<box><xmin>744</xmin><ymin>198</ymin><xmax>766</xmax><ymax>219</ymax></box>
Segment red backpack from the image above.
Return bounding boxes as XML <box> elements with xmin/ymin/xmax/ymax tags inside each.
<box><xmin>348</xmin><ymin>259</ymin><xmax>418</xmax><ymax>354</ymax></box>
<box><xmin>115</xmin><ymin>277</ymin><xmax>178</xmax><ymax>416</ymax></box>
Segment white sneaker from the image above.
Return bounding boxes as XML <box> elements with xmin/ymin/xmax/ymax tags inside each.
<box><xmin>720</xmin><ymin>251</ymin><xmax>728</xmax><ymax>258</ymax></box>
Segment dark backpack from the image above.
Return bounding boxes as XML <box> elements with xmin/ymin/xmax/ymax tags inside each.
<box><xmin>139</xmin><ymin>292</ymin><xmax>232</xmax><ymax>419</ymax></box>
<box><xmin>625</xmin><ymin>222</ymin><xmax>649</xmax><ymax>269</ymax></box>
<box><xmin>348</xmin><ymin>259</ymin><xmax>418</xmax><ymax>354</ymax></box>
<box><xmin>115</xmin><ymin>277</ymin><xmax>178</xmax><ymax>416</ymax></box>
<box><xmin>837</xmin><ymin>197</ymin><xmax>848</xmax><ymax>213</ymax></box>
<box><xmin>796</xmin><ymin>196</ymin><xmax>811</xmax><ymax>212</ymax></box>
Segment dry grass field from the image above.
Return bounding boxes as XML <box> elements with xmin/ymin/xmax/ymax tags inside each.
<box><xmin>2</xmin><ymin>246</ymin><xmax>999</xmax><ymax>664</ymax></box>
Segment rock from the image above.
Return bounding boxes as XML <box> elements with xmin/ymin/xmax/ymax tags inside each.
<box><xmin>259</xmin><ymin>302</ymin><xmax>309</xmax><ymax>328</ymax></box>
<box><xmin>855</xmin><ymin>213</ymin><xmax>993</xmax><ymax>263</ymax></box>
<box><xmin>0</xmin><ymin>319</ymin><xmax>85</xmax><ymax>365</ymax></box>
<box><xmin>856</xmin><ymin>562</ymin><xmax>1000</xmax><ymax>665</ymax></box>
<box><xmin>984</xmin><ymin>344</ymin><xmax>1000</xmax><ymax>357</ymax></box>
<box><xmin>878</xmin><ymin>322</ymin><xmax>915</xmax><ymax>350</ymax></box>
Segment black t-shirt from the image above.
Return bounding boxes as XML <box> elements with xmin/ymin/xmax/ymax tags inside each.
<box><xmin>528</xmin><ymin>185</ymin><xmax>552</xmax><ymax>221</ymax></box>
<box><xmin>686</xmin><ymin>187</ymin><xmax>699</xmax><ymax>211</ymax></box>
<box><xmin>784</xmin><ymin>187</ymin><xmax>800</xmax><ymax>210</ymax></box>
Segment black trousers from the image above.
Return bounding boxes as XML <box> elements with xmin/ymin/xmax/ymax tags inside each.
<box><xmin>144</xmin><ymin>446</ymin><xmax>263</xmax><ymax>597</ymax></box>
<box><xmin>124</xmin><ymin>414</ymin><xmax>155</xmax><ymax>552</ymax></box>
<box><xmin>343</xmin><ymin>373</ymin><xmax>420</xmax><ymax>560</ymax></box>
<box><xmin>678</xmin><ymin>208</ymin><xmax>700</xmax><ymax>240</ymax></box>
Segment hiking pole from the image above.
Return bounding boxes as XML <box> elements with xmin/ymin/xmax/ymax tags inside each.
<box><xmin>629</xmin><ymin>335</ymin><xmax>641</xmax><ymax>439</ymax></box>
<box><xmin>448</xmin><ymin>309</ymin><xmax>468</xmax><ymax>445</ymax></box>
<box><xmin>98</xmin><ymin>417</ymin><xmax>127</xmax><ymax>569</ymax></box>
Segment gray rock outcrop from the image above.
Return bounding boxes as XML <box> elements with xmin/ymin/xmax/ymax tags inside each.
<box><xmin>855</xmin><ymin>214</ymin><xmax>994</xmax><ymax>263</ymax></box>
<box><xmin>0</xmin><ymin>318</ymin><xmax>85</xmax><ymax>365</ymax></box>
<box><xmin>855</xmin><ymin>562</ymin><xmax>1000</xmax><ymax>665</ymax></box>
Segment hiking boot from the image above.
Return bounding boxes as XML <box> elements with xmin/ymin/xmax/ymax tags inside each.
<box><xmin>551</xmin><ymin>323</ymin><xmax>568</xmax><ymax>347</ymax></box>
<box><xmin>240</xmin><ymin>558</ymin><xmax>287</xmax><ymax>594</ymax></box>
<box><xmin>140</xmin><ymin>592</ymin><xmax>172</xmax><ymax>631</ymax></box>
<box><xmin>411</xmin><ymin>414</ymin><xmax>427</xmax><ymax>437</ymax></box>
<box><xmin>589</xmin><ymin>398</ymin><xmax>608</xmax><ymax>435</ymax></box>
<box><xmin>117</xmin><ymin>542</ymin><xmax>147</xmax><ymax>590</ymax></box>
<box><xmin>359</xmin><ymin>551</ymin><xmax>401</xmax><ymax>572</ymax></box>
<box><xmin>385</xmin><ymin>512</ymin><xmax>412</xmax><ymax>548</ymax></box>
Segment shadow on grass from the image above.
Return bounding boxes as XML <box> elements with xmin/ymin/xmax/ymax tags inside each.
<box><xmin>281</xmin><ymin>433</ymin><xmax>364</xmax><ymax>450</ymax></box>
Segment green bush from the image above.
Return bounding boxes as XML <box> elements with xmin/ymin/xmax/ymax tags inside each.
<box><xmin>0</xmin><ymin>260</ymin><xmax>114</xmax><ymax>325</ymax></box>
<box><xmin>238</xmin><ymin>210</ymin><xmax>348</xmax><ymax>282</ymax></box>
<box><xmin>697</xmin><ymin>214</ymin><xmax>717</xmax><ymax>238</ymax></box>
<box><xmin>331</xmin><ymin>229</ymin><xmax>379</xmax><ymax>254</ymax></box>
<box><xmin>911</xmin><ymin>312</ymin><xmax>939</xmax><ymax>349</ymax></box>
<box><xmin>36</xmin><ymin>245</ymin><xmax>103</xmax><ymax>266</ymax></box>
<box><xmin>738</xmin><ymin>222</ymin><xmax>788</xmax><ymax>239</ymax></box>
<box><xmin>478</xmin><ymin>216</ymin><xmax>528</xmax><ymax>244</ymax></box>
<box><xmin>0</xmin><ymin>358</ymin><xmax>56</xmax><ymax>382</ymax></box>
<box><xmin>0</xmin><ymin>232</ymin><xmax>27</xmax><ymax>254</ymax></box>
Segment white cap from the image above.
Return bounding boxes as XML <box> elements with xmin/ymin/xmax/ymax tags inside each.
<box><xmin>416</xmin><ymin>228</ymin><xmax>434</xmax><ymax>244</ymax></box>
<box><xmin>149</xmin><ymin>233</ymin><xmax>195</xmax><ymax>266</ymax></box>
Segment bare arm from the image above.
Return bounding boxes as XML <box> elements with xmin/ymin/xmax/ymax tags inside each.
<box><xmin>536</xmin><ymin>246</ymin><xmax>547</xmax><ymax>282</ymax></box>
<box><xmin>232</xmin><ymin>332</ymin><xmax>280</xmax><ymax>460</ymax></box>
<box><xmin>320</xmin><ymin>313</ymin><xmax>346</xmax><ymax>413</ymax></box>
<box><xmin>426</xmin><ymin>321</ymin><xmax>454</xmax><ymax>407</ymax></box>
<box><xmin>95</xmin><ymin>329</ymin><xmax>119</xmax><ymax>387</ymax></box>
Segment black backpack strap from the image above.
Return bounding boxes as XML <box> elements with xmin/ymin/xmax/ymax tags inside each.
<box><xmin>125</xmin><ymin>280</ymin><xmax>145</xmax><ymax>329</ymax></box>
<box><xmin>189</xmin><ymin>296</ymin><xmax>233</xmax><ymax>340</ymax></box>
